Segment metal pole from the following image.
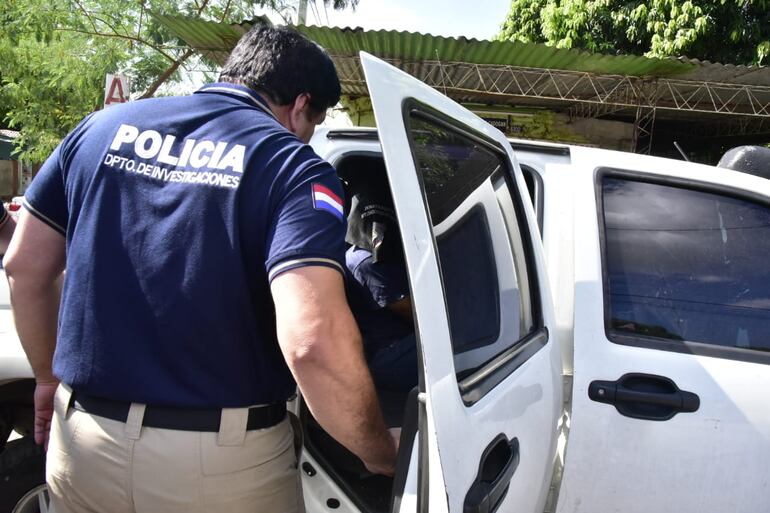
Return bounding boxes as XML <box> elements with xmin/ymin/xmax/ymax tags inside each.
<box><xmin>673</xmin><ymin>142</ymin><xmax>690</xmax><ymax>161</ymax></box>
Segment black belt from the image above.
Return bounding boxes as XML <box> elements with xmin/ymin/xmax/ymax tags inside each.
<box><xmin>71</xmin><ymin>392</ymin><xmax>286</xmax><ymax>432</ymax></box>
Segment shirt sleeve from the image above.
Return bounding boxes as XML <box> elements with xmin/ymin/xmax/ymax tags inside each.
<box><xmin>0</xmin><ymin>205</ymin><xmax>8</xmax><ymax>229</ymax></box>
<box><xmin>23</xmin><ymin>142</ymin><xmax>68</xmax><ymax>236</ymax></box>
<box><xmin>265</xmin><ymin>148</ymin><xmax>347</xmax><ymax>283</ymax></box>
<box><xmin>23</xmin><ymin>113</ymin><xmax>95</xmax><ymax>236</ymax></box>
<box><xmin>354</xmin><ymin>257</ymin><xmax>410</xmax><ymax>309</ymax></box>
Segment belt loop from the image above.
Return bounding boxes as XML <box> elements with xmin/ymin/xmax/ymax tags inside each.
<box><xmin>217</xmin><ymin>408</ymin><xmax>248</xmax><ymax>446</ymax></box>
<box><xmin>125</xmin><ymin>403</ymin><xmax>146</xmax><ymax>440</ymax></box>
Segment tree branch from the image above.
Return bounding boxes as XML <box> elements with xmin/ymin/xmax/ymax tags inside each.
<box><xmin>138</xmin><ymin>49</ymin><xmax>195</xmax><ymax>99</ymax></box>
<box><xmin>71</xmin><ymin>0</ymin><xmax>99</xmax><ymax>33</ymax></box>
<box><xmin>54</xmin><ymin>27</ymin><xmax>176</xmax><ymax>62</ymax></box>
<box><xmin>220</xmin><ymin>0</ymin><xmax>233</xmax><ymax>21</ymax></box>
<box><xmin>137</xmin><ymin>0</ymin><xmax>145</xmax><ymax>39</ymax></box>
<box><xmin>133</xmin><ymin>0</ymin><xmax>211</xmax><ymax>99</ymax></box>
<box><xmin>71</xmin><ymin>1</ymin><xmax>130</xmax><ymax>40</ymax></box>
<box><xmin>196</xmin><ymin>0</ymin><xmax>211</xmax><ymax>16</ymax></box>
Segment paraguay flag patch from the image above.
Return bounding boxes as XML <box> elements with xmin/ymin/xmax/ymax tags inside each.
<box><xmin>312</xmin><ymin>183</ymin><xmax>344</xmax><ymax>222</ymax></box>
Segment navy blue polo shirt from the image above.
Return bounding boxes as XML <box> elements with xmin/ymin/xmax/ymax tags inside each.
<box><xmin>345</xmin><ymin>247</ymin><xmax>412</xmax><ymax>356</ymax></box>
<box><xmin>24</xmin><ymin>83</ymin><xmax>347</xmax><ymax>408</ymax></box>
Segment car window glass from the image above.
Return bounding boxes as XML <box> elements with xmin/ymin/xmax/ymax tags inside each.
<box><xmin>408</xmin><ymin>113</ymin><xmax>536</xmax><ymax>380</ymax></box>
<box><xmin>603</xmin><ymin>177</ymin><xmax>770</xmax><ymax>351</ymax></box>
<box><xmin>436</xmin><ymin>205</ymin><xmax>500</xmax><ymax>353</ymax></box>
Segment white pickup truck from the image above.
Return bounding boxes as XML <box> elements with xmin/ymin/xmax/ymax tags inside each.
<box><xmin>1</xmin><ymin>53</ymin><xmax>769</xmax><ymax>513</ymax></box>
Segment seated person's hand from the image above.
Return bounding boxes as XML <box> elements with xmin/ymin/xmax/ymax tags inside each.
<box><xmin>363</xmin><ymin>427</ymin><xmax>401</xmax><ymax>477</ymax></box>
<box><xmin>387</xmin><ymin>297</ymin><xmax>413</xmax><ymax>324</ymax></box>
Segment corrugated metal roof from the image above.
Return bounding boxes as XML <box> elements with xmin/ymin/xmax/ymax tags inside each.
<box><xmin>673</xmin><ymin>59</ymin><xmax>770</xmax><ymax>86</ymax></box>
<box><xmin>155</xmin><ymin>15</ymin><xmax>242</xmax><ymax>66</ymax></box>
<box><xmin>155</xmin><ymin>15</ymin><xmax>696</xmax><ymax>77</ymax></box>
<box><xmin>297</xmin><ymin>25</ymin><xmax>697</xmax><ymax>77</ymax></box>
<box><xmin>153</xmin><ymin>15</ymin><xmax>770</xmax><ymax>125</ymax></box>
<box><xmin>154</xmin><ymin>15</ymin><xmax>770</xmax><ymax>86</ymax></box>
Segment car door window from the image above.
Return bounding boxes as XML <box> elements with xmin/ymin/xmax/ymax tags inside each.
<box><xmin>601</xmin><ymin>175</ymin><xmax>770</xmax><ymax>354</ymax></box>
<box><xmin>407</xmin><ymin>111</ymin><xmax>542</xmax><ymax>389</ymax></box>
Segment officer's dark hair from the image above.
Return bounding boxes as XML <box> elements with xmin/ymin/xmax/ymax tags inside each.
<box><xmin>219</xmin><ymin>24</ymin><xmax>341</xmax><ymax>114</ymax></box>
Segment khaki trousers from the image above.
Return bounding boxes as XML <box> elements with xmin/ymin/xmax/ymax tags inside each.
<box><xmin>47</xmin><ymin>385</ymin><xmax>304</xmax><ymax>513</ymax></box>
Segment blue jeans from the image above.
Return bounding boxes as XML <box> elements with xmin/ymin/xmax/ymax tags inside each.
<box><xmin>366</xmin><ymin>333</ymin><xmax>418</xmax><ymax>393</ymax></box>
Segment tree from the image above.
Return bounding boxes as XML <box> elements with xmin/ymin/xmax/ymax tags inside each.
<box><xmin>497</xmin><ymin>0</ymin><xmax>770</xmax><ymax>66</ymax></box>
<box><xmin>0</xmin><ymin>0</ymin><xmax>358</xmax><ymax>162</ymax></box>
<box><xmin>1</xmin><ymin>5</ymin><xmax>125</xmax><ymax>162</ymax></box>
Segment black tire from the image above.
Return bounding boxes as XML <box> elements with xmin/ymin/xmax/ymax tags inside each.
<box><xmin>0</xmin><ymin>437</ymin><xmax>47</xmax><ymax>513</ymax></box>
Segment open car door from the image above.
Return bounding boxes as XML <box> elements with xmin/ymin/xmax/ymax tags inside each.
<box><xmin>360</xmin><ymin>53</ymin><xmax>563</xmax><ymax>513</ymax></box>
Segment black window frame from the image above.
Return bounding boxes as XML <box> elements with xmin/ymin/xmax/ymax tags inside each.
<box><xmin>519</xmin><ymin>163</ymin><xmax>544</xmax><ymax>236</ymax></box>
<box><xmin>402</xmin><ymin>99</ymin><xmax>549</xmax><ymax>405</ymax></box>
<box><xmin>596</xmin><ymin>167</ymin><xmax>770</xmax><ymax>366</ymax></box>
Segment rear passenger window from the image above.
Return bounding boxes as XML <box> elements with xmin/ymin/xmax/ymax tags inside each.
<box><xmin>407</xmin><ymin>111</ymin><xmax>541</xmax><ymax>387</ymax></box>
<box><xmin>602</xmin><ymin>176</ymin><xmax>770</xmax><ymax>353</ymax></box>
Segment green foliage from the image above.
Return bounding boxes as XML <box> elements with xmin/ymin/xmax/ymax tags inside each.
<box><xmin>0</xmin><ymin>0</ymin><xmax>359</xmax><ymax>162</ymax></box>
<box><xmin>339</xmin><ymin>95</ymin><xmax>375</xmax><ymax>126</ymax></box>
<box><xmin>497</xmin><ymin>0</ymin><xmax>770</xmax><ymax>66</ymax></box>
<box><xmin>0</xmin><ymin>1</ymin><xmax>126</xmax><ymax>161</ymax></box>
<box><xmin>514</xmin><ymin>111</ymin><xmax>587</xmax><ymax>143</ymax></box>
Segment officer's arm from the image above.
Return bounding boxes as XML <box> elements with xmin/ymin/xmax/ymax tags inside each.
<box><xmin>271</xmin><ymin>266</ymin><xmax>397</xmax><ymax>476</ymax></box>
<box><xmin>4</xmin><ymin>210</ymin><xmax>65</xmax><ymax>383</ymax></box>
<box><xmin>4</xmin><ymin>210</ymin><xmax>66</xmax><ymax>446</ymax></box>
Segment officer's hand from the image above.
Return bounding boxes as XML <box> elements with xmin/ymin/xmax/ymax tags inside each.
<box><xmin>33</xmin><ymin>381</ymin><xmax>59</xmax><ymax>450</ymax></box>
<box><xmin>388</xmin><ymin>427</ymin><xmax>402</xmax><ymax>451</ymax></box>
<box><xmin>363</xmin><ymin>428</ymin><xmax>400</xmax><ymax>477</ymax></box>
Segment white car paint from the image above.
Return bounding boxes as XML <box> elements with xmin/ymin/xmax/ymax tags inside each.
<box><xmin>550</xmin><ymin>149</ymin><xmax>770</xmax><ymax>513</ymax></box>
<box><xmin>0</xmin><ymin>270</ymin><xmax>32</xmax><ymax>384</ymax></box>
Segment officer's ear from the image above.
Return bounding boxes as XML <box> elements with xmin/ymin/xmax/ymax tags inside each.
<box><xmin>268</xmin><ymin>93</ymin><xmax>311</xmax><ymax>132</ymax></box>
<box><xmin>288</xmin><ymin>93</ymin><xmax>312</xmax><ymax>120</ymax></box>
<box><xmin>286</xmin><ymin>93</ymin><xmax>324</xmax><ymax>142</ymax></box>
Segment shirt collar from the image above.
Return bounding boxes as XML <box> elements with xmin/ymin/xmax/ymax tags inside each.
<box><xmin>195</xmin><ymin>82</ymin><xmax>277</xmax><ymax>120</ymax></box>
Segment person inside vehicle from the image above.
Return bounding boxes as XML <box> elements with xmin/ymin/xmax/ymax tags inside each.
<box><xmin>345</xmin><ymin>173</ymin><xmax>418</xmax><ymax>395</ymax></box>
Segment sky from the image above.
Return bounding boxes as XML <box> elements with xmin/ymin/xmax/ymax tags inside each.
<box><xmin>303</xmin><ymin>0</ymin><xmax>512</xmax><ymax>40</ymax></box>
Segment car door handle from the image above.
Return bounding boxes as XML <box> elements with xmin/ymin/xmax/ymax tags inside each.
<box><xmin>589</xmin><ymin>373</ymin><xmax>700</xmax><ymax>421</ymax></box>
<box><xmin>464</xmin><ymin>435</ymin><xmax>520</xmax><ymax>513</ymax></box>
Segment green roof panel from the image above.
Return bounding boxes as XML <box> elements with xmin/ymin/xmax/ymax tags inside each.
<box><xmin>154</xmin><ymin>14</ymin><xmax>696</xmax><ymax>78</ymax></box>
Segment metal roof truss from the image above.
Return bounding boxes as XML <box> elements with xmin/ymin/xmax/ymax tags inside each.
<box><xmin>334</xmin><ymin>56</ymin><xmax>770</xmax><ymax>121</ymax></box>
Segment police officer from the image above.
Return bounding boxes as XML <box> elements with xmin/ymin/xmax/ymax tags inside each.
<box><xmin>5</xmin><ymin>25</ymin><xmax>397</xmax><ymax>513</ymax></box>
